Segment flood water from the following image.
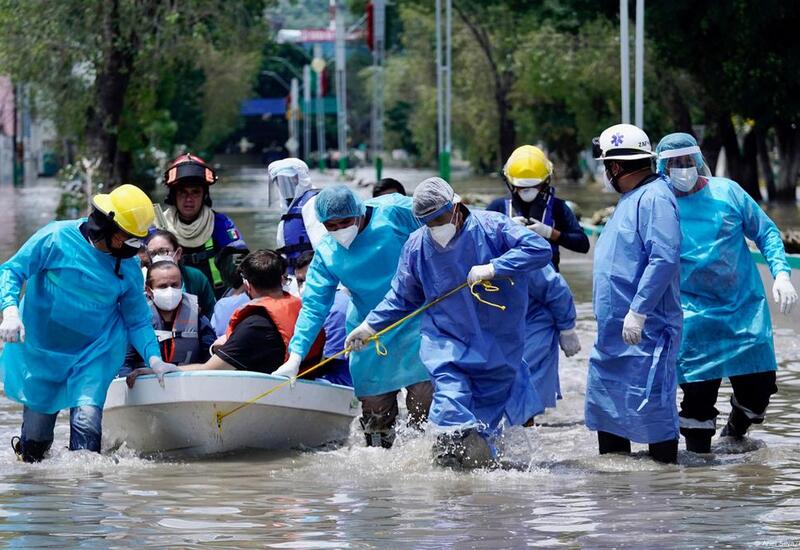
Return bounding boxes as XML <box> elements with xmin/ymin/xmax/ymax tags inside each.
<box><xmin>1</xmin><ymin>167</ymin><xmax>799</xmax><ymax>547</ymax></box>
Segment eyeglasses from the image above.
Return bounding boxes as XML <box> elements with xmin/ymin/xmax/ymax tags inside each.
<box><xmin>148</xmin><ymin>247</ymin><xmax>176</xmax><ymax>257</ymax></box>
<box><xmin>124</xmin><ymin>237</ymin><xmax>143</xmax><ymax>248</ymax></box>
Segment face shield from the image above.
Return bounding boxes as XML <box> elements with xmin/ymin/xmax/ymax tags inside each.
<box><xmin>274</xmin><ymin>173</ymin><xmax>299</xmax><ymax>207</ymax></box>
<box><xmin>657</xmin><ymin>145</ymin><xmax>711</xmax><ymax>193</ymax></box>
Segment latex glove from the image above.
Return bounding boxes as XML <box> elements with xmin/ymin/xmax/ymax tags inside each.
<box><xmin>273</xmin><ymin>352</ymin><xmax>302</xmax><ymax>380</ymax></box>
<box><xmin>511</xmin><ymin>215</ymin><xmax>528</xmax><ymax>226</ymax></box>
<box><xmin>149</xmin><ymin>356</ymin><xmax>179</xmax><ymax>388</ymax></box>
<box><xmin>559</xmin><ymin>329</ymin><xmax>581</xmax><ymax>357</ymax></box>
<box><xmin>345</xmin><ymin>321</ymin><xmax>377</xmax><ymax>353</ymax></box>
<box><xmin>0</xmin><ymin>305</ymin><xmax>24</xmax><ymax>343</ymax></box>
<box><xmin>772</xmin><ymin>272</ymin><xmax>797</xmax><ymax>315</ymax></box>
<box><xmin>622</xmin><ymin>310</ymin><xmax>647</xmax><ymax>345</ymax></box>
<box><xmin>467</xmin><ymin>263</ymin><xmax>495</xmax><ymax>285</ymax></box>
<box><xmin>526</xmin><ymin>219</ymin><xmax>553</xmax><ymax>240</ymax></box>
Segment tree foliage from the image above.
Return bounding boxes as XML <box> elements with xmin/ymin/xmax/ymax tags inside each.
<box><xmin>0</xmin><ymin>0</ymin><xmax>271</xmax><ymax>186</ymax></box>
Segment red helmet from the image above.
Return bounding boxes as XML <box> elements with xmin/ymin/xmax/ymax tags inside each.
<box><xmin>163</xmin><ymin>153</ymin><xmax>218</xmax><ymax>187</ymax></box>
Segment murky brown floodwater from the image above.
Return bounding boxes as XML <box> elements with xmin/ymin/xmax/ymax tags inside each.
<box><xmin>0</xmin><ymin>167</ymin><xmax>799</xmax><ymax>548</ymax></box>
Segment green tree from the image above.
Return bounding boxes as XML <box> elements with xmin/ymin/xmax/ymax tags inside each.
<box><xmin>645</xmin><ymin>0</ymin><xmax>800</xmax><ymax>201</ymax></box>
<box><xmin>0</xmin><ymin>0</ymin><xmax>270</xmax><ymax>186</ymax></box>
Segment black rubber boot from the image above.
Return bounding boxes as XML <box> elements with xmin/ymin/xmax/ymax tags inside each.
<box><xmin>720</xmin><ymin>407</ymin><xmax>751</xmax><ymax>440</ymax></box>
<box><xmin>598</xmin><ymin>431</ymin><xmax>631</xmax><ymax>455</ymax></box>
<box><xmin>14</xmin><ymin>438</ymin><xmax>52</xmax><ymax>463</ymax></box>
<box><xmin>649</xmin><ymin>439</ymin><xmax>678</xmax><ymax>464</ymax></box>
<box><xmin>682</xmin><ymin>431</ymin><xmax>713</xmax><ymax>454</ymax></box>
<box><xmin>359</xmin><ymin>419</ymin><xmax>395</xmax><ymax>449</ymax></box>
<box><xmin>432</xmin><ymin>429</ymin><xmax>494</xmax><ymax>470</ymax></box>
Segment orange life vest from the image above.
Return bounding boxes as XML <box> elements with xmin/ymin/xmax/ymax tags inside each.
<box><xmin>226</xmin><ymin>293</ymin><xmax>324</xmax><ymax>363</ymax></box>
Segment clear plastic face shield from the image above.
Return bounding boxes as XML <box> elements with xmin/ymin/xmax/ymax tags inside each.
<box><xmin>274</xmin><ymin>173</ymin><xmax>299</xmax><ymax>206</ymax></box>
<box><xmin>657</xmin><ymin>145</ymin><xmax>711</xmax><ymax>193</ymax></box>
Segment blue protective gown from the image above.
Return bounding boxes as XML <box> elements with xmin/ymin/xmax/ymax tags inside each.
<box><xmin>586</xmin><ymin>175</ymin><xmax>683</xmax><ymax>443</ymax></box>
<box><xmin>288</xmin><ymin>194</ymin><xmax>429</xmax><ymax>397</ymax></box>
<box><xmin>365</xmin><ymin>210</ymin><xmax>553</xmax><ymax>434</ymax></box>
<box><xmin>675</xmin><ymin>177</ymin><xmax>789</xmax><ymax>384</ymax></box>
<box><xmin>525</xmin><ymin>265</ymin><xmax>577</xmax><ymax>409</ymax></box>
<box><xmin>0</xmin><ymin>220</ymin><xmax>160</xmax><ymax>414</ymax></box>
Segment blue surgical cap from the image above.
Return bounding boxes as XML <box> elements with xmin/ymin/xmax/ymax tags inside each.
<box><xmin>655</xmin><ymin>132</ymin><xmax>705</xmax><ymax>174</ymax></box>
<box><xmin>314</xmin><ymin>184</ymin><xmax>366</xmax><ymax>222</ymax></box>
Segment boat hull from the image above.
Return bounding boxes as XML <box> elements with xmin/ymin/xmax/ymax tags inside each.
<box><xmin>102</xmin><ymin>371</ymin><xmax>360</xmax><ymax>457</ymax></box>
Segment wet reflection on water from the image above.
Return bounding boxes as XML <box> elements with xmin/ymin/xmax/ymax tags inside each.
<box><xmin>0</xmin><ymin>168</ymin><xmax>799</xmax><ymax>547</ymax></box>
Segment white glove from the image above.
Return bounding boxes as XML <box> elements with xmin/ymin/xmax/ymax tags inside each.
<box><xmin>345</xmin><ymin>321</ymin><xmax>377</xmax><ymax>353</ymax></box>
<box><xmin>772</xmin><ymin>272</ymin><xmax>797</xmax><ymax>315</ymax></box>
<box><xmin>622</xmin><ymin>310</ymin><xmax>646</xmax><ymax>345</ymax></box>
<box><xmin>0</xmin><ymin>306</ymin><xmax>25</xmax><ymax>343</ymax></box>
<box><xmin>273</xmin><ymin>352</ymin><xmax>302</xmax><ymax>379</ymax></box>
<box><xmin>559</xmin><ymin>329</ymin><xmax>581</xmax><ymax>357</ymax></box>
<box><xmin>148</xmin><ymin>356</ymin><xmax>179</xmax><ymax>388</ymax></box>
<box><xmin>467</xmin><ymin>263</ymin><xmax>495</xmax><ymax>285</ymax></box>
<box><xmin>511</xmin><ymin>216</ymin><xmax>528</xmax><ymax>226</ymax></box>
<box><xmin>526</xmin><ymin>219</ymin><xmax>553</xmax><ymax>240</ymax></box>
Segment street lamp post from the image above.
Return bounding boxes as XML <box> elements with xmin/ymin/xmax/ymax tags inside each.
<box><xmin>335</xmin><ymin>0</ymin><xmax>348</xmax><ymax>176</ymax></box>
<box><xmin>435</xmin><ymin>0</ymin><xmax>451</xmax><ymax>181</ymax></box>
<box><xmin>303</xmin><ymin>64</ymin><xmax>311</xmax><ymax>163</ymax></box>
<box><xmin>371</xmin><ymin>0</ymin><xmax>386</xmax><ymax>183</ymax></box>
<box><xmin>312</xmin><ymin>45</ymin><xmax>326</xmax><ymax>172</ymax></box>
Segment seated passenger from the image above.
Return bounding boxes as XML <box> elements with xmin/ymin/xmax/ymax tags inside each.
<box><xmin>146</xmin><ymin>229</ymin><xmax>217</xmax><ymax>317</ymax></box>
<box><xmin>295</xmin><ymin>250</ymin><xmax>353</xmax><ymax>386</ymax></box>
<box><xmin>120</xmin><ymin>260</ymin><xmax>216</xmax><ymax>376</ymax></box>
<box><xmin>126</xmin><ymin>250</ymin><xmax>327</xmax><ymax>385</ymax></box>
<box><xmin>372</xmin><ymin>177</ymin><xmax>407</xmax><ymax>197</ymax></box>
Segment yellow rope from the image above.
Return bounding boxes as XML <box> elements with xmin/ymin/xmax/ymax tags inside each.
<box><xmin>214</xmin><ymin>278</ymin><xmax>512</xmax><ymax>430</ymax></box>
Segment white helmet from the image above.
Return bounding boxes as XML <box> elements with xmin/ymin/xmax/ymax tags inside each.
<box><xmin>593</xmin><ymin>123</ymin><xmax>656</xmax><ymax>161</ymax></box>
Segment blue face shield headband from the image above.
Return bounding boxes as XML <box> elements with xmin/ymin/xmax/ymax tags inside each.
<box><xmin>416</xmin><ymin>201</ymin><xmax>453</xmax><ymax>224</ymax></box>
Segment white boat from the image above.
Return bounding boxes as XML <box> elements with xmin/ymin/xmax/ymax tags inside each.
<box><xmin>102</xmin><ymin>371</ymin><xmax>360</xmax><ymax>458</ymax></box>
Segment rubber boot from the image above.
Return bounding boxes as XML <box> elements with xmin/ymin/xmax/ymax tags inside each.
<box><xmin>432</xmin><ymin>429</ymin><xmax>494</xmax><ymax>470</ymax></box>
<box><xmin>649</xmin><ymin>439</ymin><xmax>678</xmax><ymax>464</ymax></box>
<box><xmin>15</xmin><ymin>438</ymin><xmax>52</xmax><ymax>463</ymax></box>
<box><xmin>720</xmin><ymin>407</ymin><xmax>751</xmax><ymax>440</ymax></box>
<box><xmin>359</xmin><ymin>418</ymin><xmax>395</xmax><ymax>449</ymax></box>
<box><xmin>683</xmin><ymin>431</ymin><xmax>713</xmax><ymax>454</ymax></box>
<box><xmin>598</xmin><ymin>431</ymin><xmax>631</xmax><ymax>455</ymax></box>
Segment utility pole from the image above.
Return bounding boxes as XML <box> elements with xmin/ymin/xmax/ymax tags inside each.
<box><xmin>619</xmin><ymin>0</ymin><xmax>630</xmax><ymax>124</ymax></box>
<box><xmin>370</xmin><ymin>0</ymin><xmax>386</xmax><ymax>183</ymax></box>
<box><xmin>435</xmin><ymin>0</ymin><xmax>452</xmax><ymax>181</ymax></box>
<box><xmin>634</xmin><ymin>0</ymin><xmax>645</xmax><ymax>128</ymax></box>
<box><xmin>335</xmin><ymin>0</ymin><xmax>348</xmax><ymax>176</ymax></box>
<box><xmin>288</xmin><ymin>77</ymin><xmax>300</xmax><ymax>158</ymax></box>
<box><xmin>12</xmin><ymin>83</ymin><xmax>22</xmax><ymax>187</ymax></box>
<box><xmin>303</xmin><ymin>64</ymin><xmax>311</xmax><ymax>163</ymax></box>
<box><xmin>312</xmin><ymin>45</ymin><xmax>326</xmax><ymax>172</ymax></box>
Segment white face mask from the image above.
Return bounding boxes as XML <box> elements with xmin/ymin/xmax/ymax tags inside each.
<box><xmin>429</xmin><ymin>223</ymin><xmax>457</xmax><ymax>247</ymax></box>
<box><xmin>152</xmin><ymin>287</ymin><xmax>182</xmax><ymax>311</ymax></box>
<box><xmin>517</xmin><ymin>188</ymin><xmax>540</xmax><ymax>203</ymax></box>
<box><xmin>330</xmin><ymin>224</ymin><xmax>359</xmax><ymax>249</ymax></box>
<box><xmin>150</xmin><ymin>253</ymin><xmax>176</xmax><ymax>264</ymax></box>
<box><xmin>602</xmin><ymin>170</ymin><xmax>618</xmax><ymax>193</ymax></box>
<box><xmin>669</xmin><ymin>167</ymin><xmax>698</xmax><ymax>192</ymax></box>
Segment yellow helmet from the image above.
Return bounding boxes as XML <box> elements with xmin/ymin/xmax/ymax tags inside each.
<box><xmin>503</xmin><ymin>145</ymin><xmax>553</xmax><ymax>188</ymax></box>
<box><xmin>91</xmin><ymin>184</ymin><xmax>155</xmax><ymax>238</ymax></box>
